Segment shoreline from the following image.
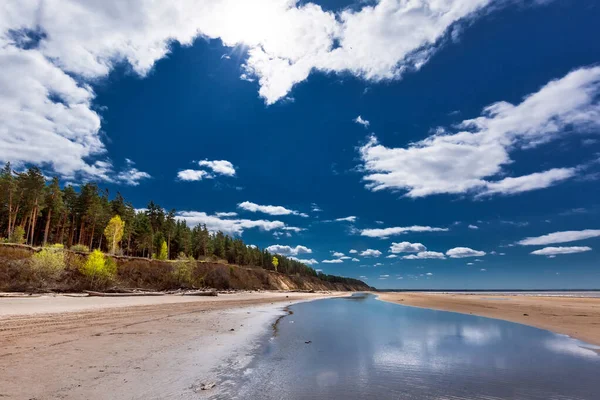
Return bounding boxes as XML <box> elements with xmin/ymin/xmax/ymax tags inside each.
<box><xmin>377</xmin><ymin>291</ymin><xmax>600</xmax><ymax>347</ymax></box>
<box><xmin>0</xmin><ymin>291</ymin><xmax>344</xmax><ymax>399</ymax></box>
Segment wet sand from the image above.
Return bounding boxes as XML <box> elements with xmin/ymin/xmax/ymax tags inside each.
<box><xmin>0</xmin><ymin>291</ymin><xmax>341</xmax><ymax>399</ymax></box>
<box><xmin>378</xmin><ymin>292</ymin><xmax>600</xmax><ymax>346</ymax></box>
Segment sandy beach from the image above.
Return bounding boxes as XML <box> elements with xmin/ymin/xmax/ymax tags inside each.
<box><xmin>0</xmin><ymin>291</ymin><xmax>341</xmax><ymax>399</ymax></box>
<box><xmin>378</xmin><ymin>292</ymin><xmax>600</xmax><ymax>346</ymax></box>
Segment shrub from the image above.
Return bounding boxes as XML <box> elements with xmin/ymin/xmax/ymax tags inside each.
<box><xmin>80</xmin><ymin>250</ymin><xmax>117</xmax><ymax>287</ymax></box>
<box><xmin>8</xmin><ymin>226</ymin><xmax>25</xmax><ymax>244</ymax></box>
<box><xmin>172</xmin><ymin>253</ymin><xmax>195</xmax><ymax>287</ymax></box>
<box><xmin>47</xmin><ymin>243</ymin><xmax>64</xmax><ymax>249</ymax></box>
<box><xmin>70</xmin><ymin>244</ymin><xmax>90</xmax><ymax>252</ymax></box>
<box><xmin>31</xmin><ymin>248</ymin><xmax>66</xmax><ymax>283</ymax></box>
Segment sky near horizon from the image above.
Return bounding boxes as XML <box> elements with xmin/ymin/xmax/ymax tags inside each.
<box><xmin>1</xmin><ymin>0</ymin><xmax>600</xmax><ymax>289</ymax></box>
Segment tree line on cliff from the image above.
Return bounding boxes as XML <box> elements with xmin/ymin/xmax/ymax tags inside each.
<box><xmin>0</xmin><ymin>163</ymin><xmax>365</xmax><ymax>287</ymax></box>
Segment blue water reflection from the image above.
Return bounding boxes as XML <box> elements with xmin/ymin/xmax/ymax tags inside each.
<box><xmin>226</xmin><ymin>294</ymin><xmax>599</xmax><ymax>399</ymax></box>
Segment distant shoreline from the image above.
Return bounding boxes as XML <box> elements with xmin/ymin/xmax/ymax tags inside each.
<box><xmin>377</xmin><ymin>291</ymin><xmax>600</xmax><ymax>347</ymax></box>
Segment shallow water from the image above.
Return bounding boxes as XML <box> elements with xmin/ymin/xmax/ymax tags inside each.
<box><xmin>219</xmin><ymin>294</ymin><xmax>600</xmax><ymax>399</ymax></box>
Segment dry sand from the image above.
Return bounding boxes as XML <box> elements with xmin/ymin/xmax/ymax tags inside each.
<box><xmin>378</xmin><ymin>292</ymin><xmax>600</xmax><ymax>346</ymax></box>
<box><xmin>0</xmin><ymin>291</ymin><xmax>342</xmax><ymax>399</ymax></box>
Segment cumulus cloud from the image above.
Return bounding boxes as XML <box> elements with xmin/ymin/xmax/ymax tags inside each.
<box><xmin>198</xmin><ymin>159</ymin><xmax>236</xmax><ymax>176</ymax></box>
<box><xmin>322</xmin><ymin>259</ymin><xmax>343</xmax><ymax>264</ymax></box>
<box><xmin>351</xmin><ymin>258</ymin><xmax>360</xmax><ymax>262</ymax></box>
<box><xmin>331</xmin><ymin>251</ymin><xmax>345</xmax><ymax>258</ymax></box>
<box><xmin>349</xmin><ymin>249</ymin><xmax>358</xmax><ymax>254</ymax></box>
<box><xmin>402</xmin><ymin>251</ymin><xmax>446</xmax><ymax>260</ymax></box>
<box><xmin>176</xmin><ymin>211</ymin><xmax>287</xmax><ymax>235</ymax></box>
<box><xmin>389</xmin><ymin>241</ymin><xmax>427</xmax><ymax>253</ymax></box>
<box><xmin>426</xmin><ymin>272</ymin><xmax>433</xmax><ymax>276</ymax></box>
<box><xmin>518</xmin><ymin>229</ymin><xmax>600</xmax><ymax>246</ymax></box>
<box><xmin>266</xmin><ymin>244</ymin><xmax>312</xmax><ymax>256</ymax></box>
<box><xmin>335</xmin><ymin>216</ymin><xmax>357</xmax><ymax>222</ymax></box>
<box><xmin>289</xmin><ymin>257</ymin><xmax>319</xmax><ymax>265</ymax></box>
<box><xmin>354</xmin><ymin>116</ymin><xmax>370</xmax><ymax>128</ymax></box>
<box><xmin>114</xmin><ymin>160</ymin><xmax>151</xmax><ymax>186</ymax></box>
<box><xmin>311</xmin><ymin>203</ymin><xmax>323</xmax><ymax>212</ymax></box>
<box><xmin>238</xmin><ymin>201</ymin><xmax>308</xmax><ymax>217</ymax></box>
<box><xmin>2</xmin><ymin>0</ymin><xmax>531</xmax><ymax>179</ymax></box>
<box><xmin>361</xmin><ymin>225</ymin><xmax>448</xmax><ymax>238</ymax></box>
<box><xmin>360</xmin><ymin>249</ymin><xmax>382</xmax><ymax>257</ymax></box>
<box><xmin>215</xmin><ymin>212</ymin><xmax>238</xmax><ymax>217</ymax></box>
<box><xmin>530</xmin><ymin>246</ymin><xmax>592</xmax><ymax>256</ymax></box>
<box><xmin>177</xmin><ymin>169</ymin><xmax>212</xmax><ymax>181</ymax></box>
<box><xmin>446</xmin><ymin>247</ymin><xmax>486</xmax><ymax>258</ymax></box>
<box><xmin>386</xmin><ymin>254</ymin><xmax>398</xmax><ymax>259</ymax></box>
<box><xmin>359</xmin><ymin>67</ymin><xmax>600</xmax><ymax>198</ymax></box>
<box><xmin>468</xmin><ymin>225</ymin><xmax>479</xmax><ymax>230</ymax></box>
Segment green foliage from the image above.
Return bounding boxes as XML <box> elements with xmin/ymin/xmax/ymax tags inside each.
<box><xmin>8</xmin><ymin>226</ymin><xmax>25</xmax><ymax>244</ymax></box>
<box><xmin>172</xmin><ymin>253</ymin><xmax>195</xmax><ymax>287</ymax></box>
<box><xmin>104</xmin><ymin>215</ymin><xmax>125</xmax><ymax>254</ymax></box>
<box><xmin>70</xmin><ymin>244</ymin><xmax>90</xmax><ymax>252</ymax></box>
<box><xmin>31</xmin><ymin>247</ymin><xmax>66</xmax><ymax>282</ymax></box>
<box><xmin>157</xmin><ymin>240</ymin><xmax>168</xmax><ymax>260</ymax></box>
<box><xmin>46</xmin><ymin>243</ymin><xmax>64</xmax><ymax>249</ymax></box>
<box><xmin>0</xmin><ymin>166</ymin><xmax>368</xmax><ymax>289</ymax></box>
<box><xmin>80</xmin><ymin>250</ymin><xmax>117</xmax><ymax>285</ymax></box>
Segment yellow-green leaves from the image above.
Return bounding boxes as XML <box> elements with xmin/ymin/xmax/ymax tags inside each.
<box><xmin>104</xmin><ymin>215</ymin><xmax>125</xmax><ymax>254</ymax></box>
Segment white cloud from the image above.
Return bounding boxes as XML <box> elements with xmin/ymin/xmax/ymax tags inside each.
<box><xmin>530</xmin><ymin>246</ymin><xmax>592</xmax><ymax>256</ymax></box>
<box><xmin>389</xmin><ymin>241</ymin><xmax>427</xmax><ymax>253</ymax></box>
<box><xmin>379</xmin><ymin>274</ymin><xmax>389</xmax><ymax>278</ymax></box>
<box><xmin>374</xmin><ymin>263</ymin><xmax>383</xmax><ymax>267</ymax></box>
<box><xmin>289</xmin><ymin>257</ymin><xmax>319</xmax><ymax>265</ymax></box>
<box><xmin>331</xmin><ymin>251</ymin><xmax>345</xmax><ymax>258</ymax></box>
<box><xmin>114</xmin><ymin>160</ymin><xmax>151</xmax><ymax>186</ymax></box>
<box><xmin>238</xmin><ymin>201</ymin><xmax>308</xmax><ymax>217</ymax></box>
<box><xmin>1</xmin><ymin>0</ymin><xmax>552</xmax><ymax>180</ymax></box>
<box><xmin>402</xmin><ymin>251</ymin><xmax>446</xmax><ymax>260</ymax></box>
<box><xmin>177</xmin><ymin>169</ymin><xmax>212</xmax><ymax>181</ymax></box>
<box><xmin>351</xmin><ymin>258</ymin><xmax>360</xmax><ymax>262</ymax></box>
<box><xmin>468</xmin><ymin>225</ymin><xmax>479</xmax><ymax>230</ymax></box>
<box><xmin>266</xmin><ymin>244</ymin><xmax>312</xmax><ymax>256</ymax></box>
<box><xmin>361</xmin><ymin>225</ymin><xmax>448</xmax><ymax>238</ymax></box>
<box><xmin>446</xmin><ymin>247</ymin><xmax>486</xmax><ymax>258</ymax></box>
<box><xmin>1</xmin><ymin>0</ymin><xmax>522</xmax><ymax>180</ymax></box>
<box><xmin>349</xmin><ymin>249</ymin><xmax>358</xmax><ymax>254</ymax></box>
<box><xmin>359</xmin><ymin>67</ymin><xmax>600</xmax><ymax>197</ymax></box>
<box><xmin>215</xmin><ymin>212</ymin><xmax>238</xmax><ymax>217</ymax></box>
<box><xmin>518</xmin><ymin>229</ymin><xmax>600</xmax><ymax>246</ymax></box>
<box><xmin>481</xmin><ymin>168</ymin><xmax>576</xmax><ymax>196</ymax></box>
<box><xmin>360</xmin><ymin>249</ymin><xmax>382</xmax><ymax>257</ymax></box>
<box><xmin>467</xmin><ymin>262</ymin><xmax>474</xmax><ymax>265</ymax></box>
<box><xmin>354</xmin><ymin>116</ymin><xmax>370</xmax><ymax>128</ymax></box>
<box><xmin>198</xmin><ymin>159</ymin><xmax>236</xmax><ymax>176</ymax></box>
<box><xmin>311</xmin><ymin>203</ymin><xmax>323</xmax><ymax>212</ymax></box>
<box><xmin>176</xmin><ymin>211</ymin><xmax>286</xmax><ymax>236</ymax></box>
<box><xmin>386</xmin><ymin>254</ymin><xmax>398</xmax><ymax>259</ymax></box>
<box><xmin>426</xmin><ymin>272</ymin><xmax>433</xmax><ymax>276</ymax></box>
<box><xmin>322</xmin><ymin>259</ymin><xmax>343</xmax><ymax>264</ymax></box>
<box><xmin>480</xmin><ymin>268</ymin><xmax>487</xmax><ymax>272</ymax></box>
<box><xmin>335</xmin><ymin>216</ymin><xmax>357</xmax><ymax>222</ymax></box>
<box><xmin>282</xmin><ymin>226</ymin><xmax>305</xmax><ymax>232</ymax></box>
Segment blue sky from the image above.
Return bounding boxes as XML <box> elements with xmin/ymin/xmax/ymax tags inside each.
<box><xmin>2</xmin><ymin>0</ymin><xmax>600</xmax><ymax>288</ymax></box>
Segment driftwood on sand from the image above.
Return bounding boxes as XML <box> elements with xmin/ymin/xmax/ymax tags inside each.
<box><xmin>83</xmin><ymin>290</ymin><xmax>218</xmax><ymax>297</ymax></box>
<box><xmin>84</xmin><ymin>290</ymin><xmax>165</xmax><ymax>297</ymax></box>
